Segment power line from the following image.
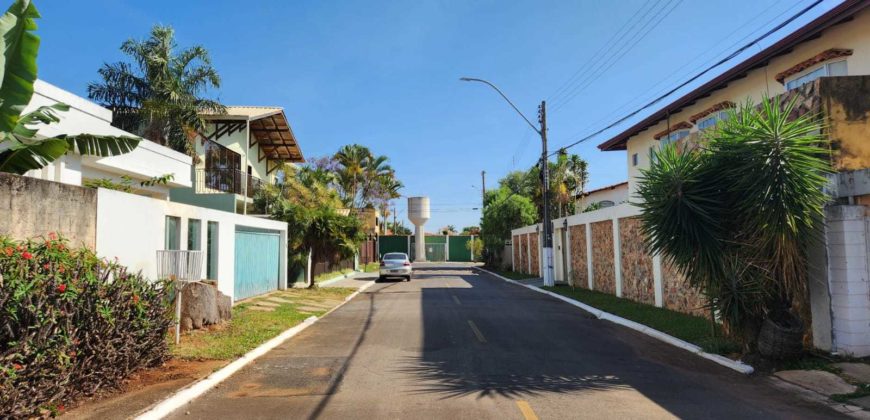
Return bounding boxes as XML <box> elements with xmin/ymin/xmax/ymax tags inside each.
<box><xmin>555</xmin><ymin>0</ymin><xmax>796</xmax><ymax>144</ymax></box>
<box><xmin>548</xmin><ymin>0</ymin><xmax>824</xmax><ymax>157</ymax></box>
<box><xmin>546</xmin><ymin>0</ymin><xmax>655</xmax><ymax>103</ymax></box>
<box><xmin>550</xmin><ymin>0</ymin><xmax>684</xmax><ymax>113</ymax></box>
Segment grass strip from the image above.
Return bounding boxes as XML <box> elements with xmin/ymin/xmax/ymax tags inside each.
<box><xmin>171</xmin><ymin>287</ymin><xmax>355</xmax><ymax>360</ymax></box>
<box><xmin>542</xmin><ymin>285</ymin><xmax>739</xmax><ymax>355</ymax></box>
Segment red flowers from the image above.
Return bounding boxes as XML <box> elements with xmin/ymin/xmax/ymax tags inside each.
<box><xmin>43</xmin><ymin>263</ymin><xmax>50</xmax><ymax>270</ymax></box>
<box><xmin>132</xmin><ymin>294</ymin><xmax>140</xmax><ymax>304</ymax></box>
<box><xmin>12</xmin><ymin>363</ymin><xmax>22</xmax><ymax>370</ymax></box>
<box><xmin>48</xmin><ymin>232</ymin><xmax>57</xmax><ymax>241</ymax></box>
<box><xmin>4</xmin><ymin>247</ymin><xmax>12</xmax><ymax>257</ymax></box>
<box><xmin>56</xmin><ymin>284</ymin><xmax>66</xmax><ymax>293</ymax></box>
<box><xmin>21</xmin><ymin>251</ymin><xmax>32</xmax><ymax>260</ymax></box>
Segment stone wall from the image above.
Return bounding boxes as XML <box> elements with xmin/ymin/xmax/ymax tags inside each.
<box><xmin>517</xmin><ymin>234</ymin><xmax>527</xmax><ymax>274</ymax></box>
<box><xmin>529</xmin><ymin>233</ymin><xmax>540</xmax><ymax>276</ymax></box>
<box><xmin>569</xmin><ymin>224</ymin><xmax>587</xmax><ymax>287</ymax></box>
<box><xmin>661</xmin><ymin>259</ymin><xmax>707</xmax><ymax>317</ymax></box>
<box><xmin>512</xmin><ymin>234</ymin><xmax>520</xmax><ymax>271</ymax></box>
<box><xmin>0</xmin><ymin>173</ymin><xmax>96</xmax><ymax>248</ymax></box>
<box><xmin>619</xmin><ymin>217</ymin><xmax>655</xmax><ymax>305</ymax></box>
<box><xmin>591</xmin><ymin>220</ymin><xmax>614</xmax><ymax>294</ymax></box>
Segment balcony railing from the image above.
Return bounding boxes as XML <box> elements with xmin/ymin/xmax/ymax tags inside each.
<box><xmin>194</xmin><ymin>168</ymin><xmax>263</xmax><ymax>198</ymax></box>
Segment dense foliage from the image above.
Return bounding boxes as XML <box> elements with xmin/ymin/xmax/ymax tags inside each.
<box><xmin>636</xmin><ymin>97</ymin><xmax>830</xmax><ymax>346</ymax></box>
<box><xmin>88</xmin><ymin>24</ymin><xmax>225</xmax><ymax>157</ymax></box>
<box><xmin>308</xmin><ymin>144</ymin><xmax>403</xmax><ymax>214</ymax></box>
<box><xmin>480</xmin><ymin>187</ymin><xmax>537</xmax><ymax>267</ymax></box>
<box><xmin>500</xmin><ymin>151</ymin><xmax>588</xmax><ymax>219</ymax></box>
<box><xmin>0</xmin><ymin>235</ymin><xmax>173</xmax><ymax>418</ymax></box>
<box><xmin>0</xmin><ymin>0</ymin><xmax>139</xmax><ymax>175</ymax></box>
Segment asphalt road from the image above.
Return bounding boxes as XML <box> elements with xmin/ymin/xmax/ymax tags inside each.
<box><xmin>167</xmin><ymin>263</ymin><xmax>842</xmax><ymax>419</ymax></box>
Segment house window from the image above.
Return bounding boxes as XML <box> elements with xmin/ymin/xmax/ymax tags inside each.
<box><xmin>165</xmin><ymin>216</ymin><xmax>181</xmax><ymax>250</ymax></box>
<box><xmin>785</xmin><ymin>60</ymin><xmax>847</xmax><ymax>90</ymax></box>
<box><xmin>662</xmin><ymin>130</ymin><xmax>689</xmax><ymax>147</ymax></box>
<box><xmin>697</xmin><ymin>110</ymin><xmax>731</xmax><ymax>130</ymax></box>
<box><xmin>632</xmin><ymin>153</ymin><xmax>638</xmax><ymax>167</ymax></box>
<box><xmin>599</xmin><ymin>200</ymin><xmax>615</xmax><ymax>208</ymax></box>
<box><xmin>649</xmin><ymin>146</ymin><xmax>657</xmax><ymax>165</ymax></box>
<box><xmin>188</xmin><ymin>219</ymin><xmax>202</xmax><ymax>251</ymax></box>
<box><xmin>207</xmin><ymin>221</ymin><xmax>219</xmax><ymax>279</ymax></box>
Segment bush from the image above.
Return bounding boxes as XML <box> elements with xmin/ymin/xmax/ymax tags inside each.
<box><xmin>0</xmin><ymin>234</ymin><xmax>173</xmax><ymax>418</ymax></box>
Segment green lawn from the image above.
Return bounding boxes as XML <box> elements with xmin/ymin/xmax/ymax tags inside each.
<box><xmin>542</xmin><ymin>285</ymin><xmax>739</xmax><ymax>355</ymax></box>
<box><xmin>362</xmin><ymin>261</ymin><xmax>380</xmax><ymax>272</ymax></box>
<box><xmin>171</xmin><ymin>287</ymin><xmax>355</xmax><ymax>360</ymax></box>
<box><xmin>488</xmin><ymin>268</ymin><xmax>536</xmax><ymax>280</ymax></box>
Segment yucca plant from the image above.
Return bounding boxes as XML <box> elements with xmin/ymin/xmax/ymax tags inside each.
<box><xmin>637</xmin><ymin>96</ymin><xmax>830</xmax><ymax>350</ymax></box>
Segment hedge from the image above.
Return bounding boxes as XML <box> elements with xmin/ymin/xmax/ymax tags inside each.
<box><xmin>0</xmin><ymin>234</ymin><xmax>174</xmax><ymax>418</ymax></box>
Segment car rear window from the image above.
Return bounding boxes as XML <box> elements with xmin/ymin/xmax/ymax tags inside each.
<box><xmin>383</xmin><ymin>253</ymin><xmax>407</xmax><ymax>260</ymax></box>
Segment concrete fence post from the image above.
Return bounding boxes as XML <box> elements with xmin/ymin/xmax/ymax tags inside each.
<box><xmin>652</xmin><ymin>253</ymin><xmax>664</xmax><ymax>307</ymax></box>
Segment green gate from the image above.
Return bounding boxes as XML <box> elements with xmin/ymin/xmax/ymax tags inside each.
<box><xmin>449</xmin><ymin>236</ymin><xmax>473</xmax><ymax>262</ymax></box>
<box><xmin>378</xmin><ymin>235</ymin><xmax>409</xmax><ymax>257</ymax></box>
<box><xmin>234</xmin><ymin>228</ymin><xmax>280</xmax><ymax>301</ymax></box>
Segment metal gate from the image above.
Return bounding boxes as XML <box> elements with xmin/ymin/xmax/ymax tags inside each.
<box><xmin>410</xmin><ymin>241</ymin><xmax>447</xmax><ymax>261</ymax></box>
<box><xmin>234</xmin><ymin>228</ymin><xmax>280</xmax><ymax>301</ymax></box>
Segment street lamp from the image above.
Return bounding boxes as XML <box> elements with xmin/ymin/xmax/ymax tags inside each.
<box><xmin>460</xmin><ymin>77</ymin><xmax>555</xmax><ymax>287</ymax></box>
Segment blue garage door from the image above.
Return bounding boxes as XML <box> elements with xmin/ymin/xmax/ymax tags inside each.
<box><xmin>234</xmin><ymin>228</ymin><xmax>281</xmax><ymax>301</ymax></box>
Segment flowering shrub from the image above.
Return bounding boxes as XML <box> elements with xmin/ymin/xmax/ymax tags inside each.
<box><xmin>0</xmin><ymin>234</ymin><xmax>174</xmax><ymax>418</ymax></box>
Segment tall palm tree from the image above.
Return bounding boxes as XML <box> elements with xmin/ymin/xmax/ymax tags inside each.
<box><xmin>88</xmin><ymin>25</ymin><xmax>225</xmax><ymax>157</ymax></box>
<box><xmin>334</xmin><ymin>144</ymin><xmax>397</xmax><ymax>210</ymax></box>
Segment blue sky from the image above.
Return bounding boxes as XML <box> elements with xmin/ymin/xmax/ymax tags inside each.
<box><xmin>34</xmin><ymin>0</ymin><xmax>839</xmax><ymax>231</ymax></box>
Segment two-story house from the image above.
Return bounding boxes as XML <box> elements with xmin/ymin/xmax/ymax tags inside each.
<box><xmin>170</xmin><ymin>106</ymin><xmax>305</xmax><ymax>214</ymax></box>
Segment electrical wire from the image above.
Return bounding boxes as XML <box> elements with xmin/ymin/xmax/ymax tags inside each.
<box><xmin>547</xmin><ymin>0</ymin><xmax>824</xmax><ymax>156</ymax></box>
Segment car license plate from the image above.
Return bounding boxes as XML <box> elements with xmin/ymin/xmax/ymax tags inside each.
<box><xmin>391</xmin><ymin>269</ymin><xmax>401</xmax><ymax>273</ymax></box>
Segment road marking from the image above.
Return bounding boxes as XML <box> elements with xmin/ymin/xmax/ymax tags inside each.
<box><xmin>467</xmin><ymin>320</ymin><xmax>487</xmax><ymax>343</ymax></box>
<box><xmin>452</xmin><ymin>295</ymin><xmax>461</xmax><ymax>305</ymax></box>
<box><xmin>515</xmin><ymin>401</ymin><xmax>539</xmax><ymax>420</ymax></box>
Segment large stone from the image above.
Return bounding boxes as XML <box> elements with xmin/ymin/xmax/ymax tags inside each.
<box><xmin>774</xmin><ymin>370</ymin><xmax>857</xmax><ymax>396</ymax></box>
<box><xmin>833</xmin><ymin>363</ymin><xmax>870</xmax><ymax>384</ymax></box>
<box><xmin>177</xmin><ymin>282</ymin><xmax>232</xmax><ymax>331</ymax></box>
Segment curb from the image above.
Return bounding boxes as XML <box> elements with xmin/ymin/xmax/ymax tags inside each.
<box><xmin>315</xmin><ymin>270</ymin><xmax>365</xmax><ymax>287</ymax></box>
<box><xmin>474</xmin><ymin>267</ymin><xmax>755</xmax><ymax>375</ymax></box>
<box><xmin>135</xmin><ymin>281</ymin><xmax>375</xmax><ymax>419</ymax></box>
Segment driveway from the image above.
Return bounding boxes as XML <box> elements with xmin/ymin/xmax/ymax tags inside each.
<box><xmin>166</xmin><ymin>263</ymin><xmax>841</xmax><ymax>419</ymax></box>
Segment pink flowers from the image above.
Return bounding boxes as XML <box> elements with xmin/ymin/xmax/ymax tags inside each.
<box><xmin>48</xmin><ymin>232</ymin><xmax>57</xmax><ymax>241</ymax></box>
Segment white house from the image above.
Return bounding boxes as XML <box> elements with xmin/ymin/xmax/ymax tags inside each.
<box><xmin>16</xmin><ymin>80</ymin><xmax>290</xmax><ymax>302</ymax></box>
<box><xmin>23</xmin><ymin>80</ymin><xmax>192</xmax><ymax>199</ymax></box>
<box><xmin>577</xmin><ymin>181</ymin><xmax>628</xmax><ymax>211</ymax></box>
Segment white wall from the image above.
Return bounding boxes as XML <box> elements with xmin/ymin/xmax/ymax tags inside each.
<box><xmin>96</xmin><ymin>188</ymin><xmax>288</xmax><ymax>301</ymax></box>
<box><xmin>23</xmin><ymin>80</ymin><xmax>193</xmax><ymax>199</ymax></box>
<box><xmin>579</xmin><ymin>183</ymin><xmax>629</xmax><ymax>210</ymax></box>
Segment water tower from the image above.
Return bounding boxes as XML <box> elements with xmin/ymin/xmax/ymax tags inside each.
<box><xmin>407</xmin><ymin>197</ymin><xmax>430</xmax><ymax>262</ymax></box>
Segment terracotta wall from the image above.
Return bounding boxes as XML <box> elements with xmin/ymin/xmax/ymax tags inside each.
<box><xmin>619</xmin><ymin>217</ymin><xmax>655</xmax><ymax>305</ymax></box>
<box><xmin>512</xmin><ymin>234</ymin><xmax>520</xmax><ymax>271</ymax></box>
<box><xmin>517</xmin><ymin>234</ymin><xmax>527</xmax><ymax>274</ymax></box>
<box><xmin>662</xmin><ymin>259</ymin><xmax>707</xmax><ymax>317</ymax></box>
<box><xmin>529</xmin><ymin>233</ymin><xmax>540</xmax><ymax>276</ymax></box>
<box><xmin>569</xmin><ymin>224</ymin><xmax>587</xmax><ymax>287</ymax></box>
<box><xmin>590</xmin><ymin>220</ymin><xmax>615</xmax><ymax>294</ymax></box>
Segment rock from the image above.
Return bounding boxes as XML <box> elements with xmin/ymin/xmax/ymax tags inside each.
<box><xmin>850</xmin><ymin>395</ymin><xmax>870</xmax><ymax>409</ymax></box>
<box><xmin>774</xmin><ymin>370</ymin><xmax>857</xmax><ymax>396</ymax></box>
<box><xmin>177</xmin><ymin>282</ymin><xmax>232</xmax><ymax>331</ymax></box>
<box><xmin>833</xmin><ymin>363</ymin><xmax>870</xmax><ymax>384</ymax></box>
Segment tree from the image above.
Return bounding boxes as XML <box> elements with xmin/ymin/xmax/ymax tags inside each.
<box><xmin>386</xmin><ymin>221</ymin><xmax>411</xmax><ymax>235</ymax></box>
<box><xmin>0</xmin><ymin>0</ymin><xmax>140</xmax><ymax>174</ymax></box>
<box><xmin>333</xmin><ymin>144</ymin><xmax>401</xmax><ymax>210</ymax></box>
<box><xmin>480</xmin><ymin>187</ymin><xmax>537</xmax><ymax>267</ymax></box>
<box><xmin>442</xmin><ymin>225</ymin><xmax>457</xmax><ymax>235</ymax></box>
<box><xmin>88</xmin><ymin>25</ymin><xmax>225</xmax><ymax>157</ymax></box>
<box><xmin>466</xmin><ymin>237</ymin><xmax>483</xmax><ymax>261</ymax></box>
<box><xmin>637</xmin><ymin>97</ymin><xmax>830</xmax><ymax>348</ymax></box>
<box><xmin>461</xmin><ymin>226</ymin><xmax>481</xmax><ymax>235</ymax></box>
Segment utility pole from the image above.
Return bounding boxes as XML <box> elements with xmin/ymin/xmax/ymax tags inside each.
<box><xmin>538</xmin><ymin>101</ymin><xmax>554</xmax><ymax>287</ymax></box>
<box><xmin>481</xmin><ymin>170</ymin><xmax>486</xmax><ymax>206</ymax></box>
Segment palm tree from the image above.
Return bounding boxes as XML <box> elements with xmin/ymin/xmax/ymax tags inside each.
<box><xmin>0</xmin><ymin>0</ymin><xmax>139</xmax><ymax>174</ymax></box>
<box><xmin>637</xmin><ymin>97</ymin><xmax>830</xmax><ymax>347</ymax></box>
<box><xmin>88</xmin><ymin>25</ymin><xmax>225</xmax><ymax>157</ymax></box>
<box><xmin>334</xmin><ymin>144</ymin><xmax>398</xmax><ymax>210</ymax></box>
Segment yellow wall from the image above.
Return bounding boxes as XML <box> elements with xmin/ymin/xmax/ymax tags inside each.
<box><xmin>624</xmin><ymin>9</ymin><xmax>870</xmax><ymax>196</ymax></box>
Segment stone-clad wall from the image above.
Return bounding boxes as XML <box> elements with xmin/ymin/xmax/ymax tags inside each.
<box><xmin>619</xmin><ymin>217</ymin><xmax>655</xmax><ymax>305</ymax></box>
<box><xmin>517</xmin><ymin>234</ymin><xmax>527</xmax><ymax>274</ymax></box>
<box><xmin>569</xmin><ymin>225</ymin><xmax>587</xmax><ymax>287</ymax></box>
<box><xmin>529</xmin><ymin>233</ymin><xmax>540</xmax><ymax>276</ymax></box>
<box><xmin>512</xmin><ymin>234</ymin><xmax>520</xmax><ymax>271</ymax></box>
<box><xmin>591</xmin><ymin>220</ymin><xmax>615</xmax><ymax>294</ymax></box>
<box><xmin>662</xmin><ymin>259</ymin><xmax>707</xmax><ymax>316</ymax></box>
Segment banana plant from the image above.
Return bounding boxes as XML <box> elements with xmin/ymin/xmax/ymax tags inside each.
<box><xmin>0</xmin><ymin>0</ymin><xmax>139</xmax><ymax>175</ymax></box>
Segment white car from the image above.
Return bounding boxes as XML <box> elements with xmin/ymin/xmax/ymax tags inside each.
<box><xmin>378</xmin><ymin>252</ymin><xmax>412</xmax><ymax>282</ymax></box>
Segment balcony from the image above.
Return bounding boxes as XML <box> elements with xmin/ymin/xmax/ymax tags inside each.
<box><xmin>194</xmin><ymin>168</ymin><xmax>263</xmax><ymax>198</ymax></box>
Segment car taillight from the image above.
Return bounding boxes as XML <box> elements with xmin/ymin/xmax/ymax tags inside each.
<box><xmin>403</xmin><ymin>262</ymin><xmax>411</xmax><ymax>266</ymax></box>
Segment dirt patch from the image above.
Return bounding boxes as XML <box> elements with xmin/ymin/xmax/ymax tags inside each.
<box><xmin>62</xmin><ymin>359</ymin><xmax>226</xmax><ymax>420</ymax></box>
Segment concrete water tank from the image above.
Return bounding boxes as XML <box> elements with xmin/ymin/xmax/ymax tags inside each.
<box><xmin>407</xmin><ymin>197</ymin><xmax>430</xmax><ymax>262</ymax></box>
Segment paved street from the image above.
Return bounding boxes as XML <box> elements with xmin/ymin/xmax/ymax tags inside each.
<box><xmin>168</xmin><ymin>263</ymin><xmax>841</xmax><ymax>419</ymax></box>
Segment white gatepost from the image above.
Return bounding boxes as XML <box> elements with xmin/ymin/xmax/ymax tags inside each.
<box><xmin>445</xmin><ymin>235</ymin><xmax>450</xmax><ymax>262</ymax></box>
<box><xmin>586</xmin><ymin>223</ymin><xmax>594</xmax><ymax>289</ymax></box>
<box><xmin>652</xmin><ymin>253</ymin><xmax>664</xmax><ymax>307</ymax></box>
<box><xmin>612</xmin><ymin>217</ymin><xmax>623</xmax><ymax>297</ymax></box>
<box><xmin>406</xmin><ymin>235</ymin><xmax>411</xmax><ymax>255</ymax></box>
<box><xmin>470</xmin><ymin>235</ymin><xmax>475</xmax><ymax>261</ymax></box>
